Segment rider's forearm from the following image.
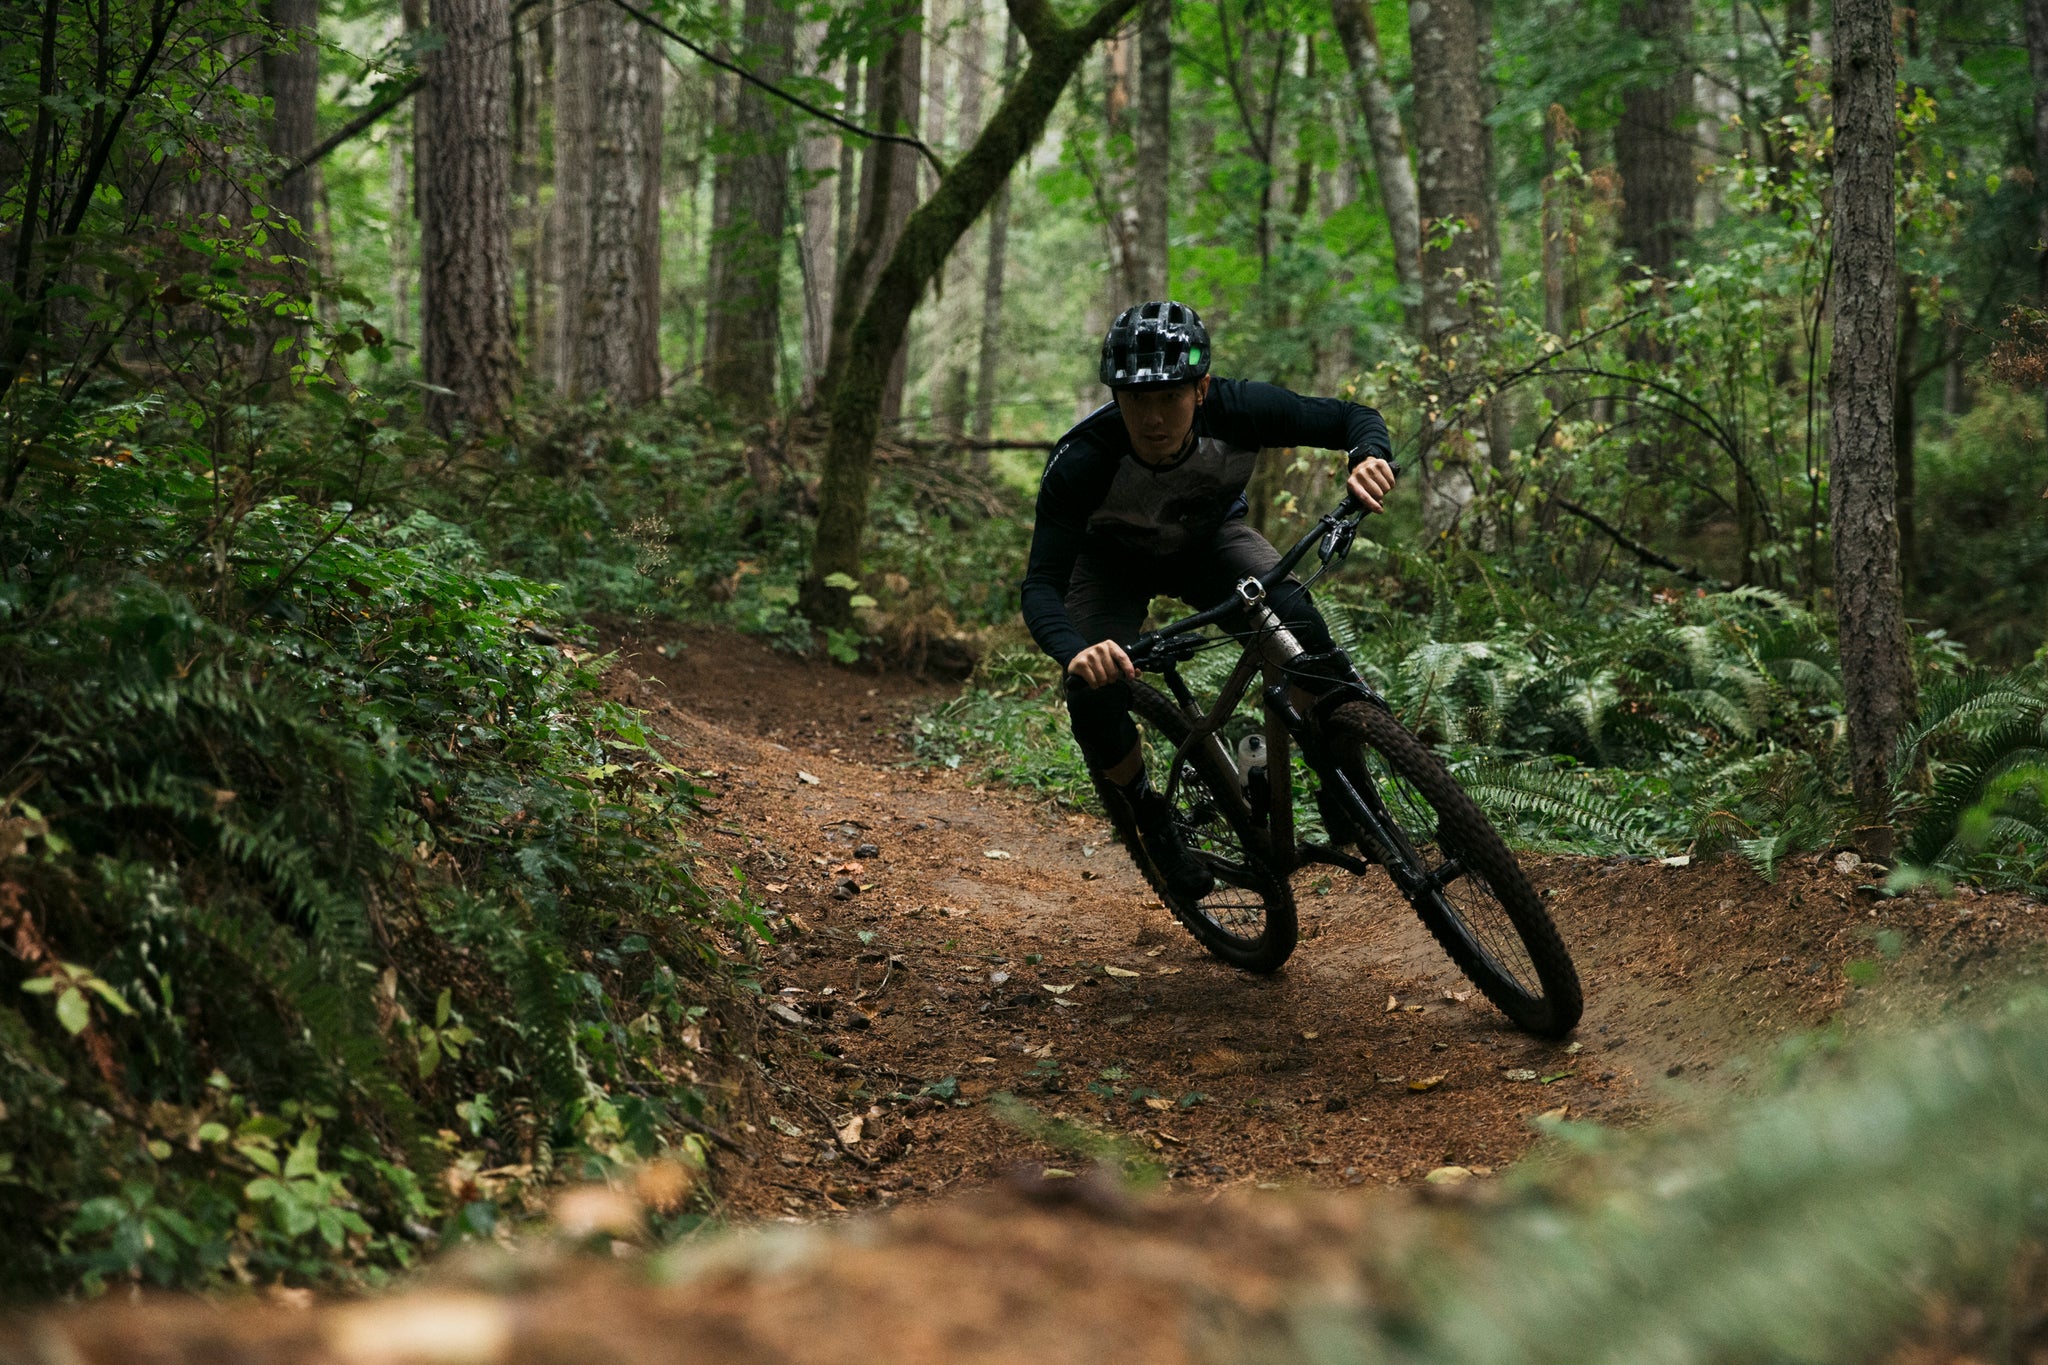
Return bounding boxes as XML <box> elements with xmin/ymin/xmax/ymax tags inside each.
<box><xmin>1019</xmin><ymin>513</ymin><xmax>1091</xmax><ymax>667</ymax></box>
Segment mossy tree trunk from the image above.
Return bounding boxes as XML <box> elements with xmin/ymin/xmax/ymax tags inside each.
<box><xmin>801</xmin><ymin>0</ymin><xmax>1139</xmax><ymax>626</ymax></box>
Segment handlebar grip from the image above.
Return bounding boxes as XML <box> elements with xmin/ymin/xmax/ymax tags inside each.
<box><xmin>1336</xmin><ymin>492</ymin><xmax>1363</xmax><ymax>517</ymax></box>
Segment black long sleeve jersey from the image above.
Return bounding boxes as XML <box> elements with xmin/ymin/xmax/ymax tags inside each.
<box><xmin>1019</xmin><ymin>377</ymin><xmax>1391</xmax><ymax>667</ymax></box>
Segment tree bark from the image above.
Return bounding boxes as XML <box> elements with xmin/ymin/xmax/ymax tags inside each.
<box><xmin>550</xmin><ymin>0</ymin><xmax>661</xmax><ymax>405</ymax></box>
<box><xmin>865</xmin><ymin>2</ymin><xmax>924</xmax><ymax>430</ymax></box>
<box><xmin>704</xmin><ymin>0</ymin><xmax>794</xmax><ymax>419</ymax></box>
<box><xmin>1828</xmin><ymin>0</ymin><xmax>1915</xmax><ymax>832</ymax></box>
<box><xmin>1103</xmin><ymin>30</ymin><xmax>1140</xmax><ymax>306</ymax></box>
<box><xmin>971</xmin><ymin>18</ymin><xmax>1022</xmax><ymax>464</ymax></box>
<box><xmin>803</xmin><ymin>0</ymin><xmax>1141</xmax><ymax>625</ymax></box>
<box><xmin>1133</xmin><ymin>0</ymin><xmax>1171</xmax><ymax>298</ymax></box>
<box><xmin>1894</xmin><ymin>275</ymin><xmax>1920</xmax><ymax>593</ymax></box>
<box><xmin>1330</xmin><ymin>0</ymin><xmax>1420</xmax><ymax>333</ymax></box>
<box><xmin>419</xmin><ymin>0</ymin><xmax>519</xmax><ymax>433</ymax></box>
<box><xmin>799</xmin><ymin>38</ymin><xmax>842</xmax><ymax>408</ymax></box>
<box><xmin>263</xmin><ymin>0</ymin><xmax>319</xmax><ymax>255</ymax></box>
<box><xmin>1614</xmin><ymin>0</ymin><xmax>1694</xmax><ymax>279</ymax></box>
<box><xmin>1406</xmin><ymin>0</ymin><xmax>1498</xmax><ymax>532</ymax></box>
<box><xmin>2028</xmin><ymin>0</ymin><xmax>2048</xmax><ymax>302</ymax></box>
<box><xmin>942</xmin><ymin>0</ymin><xmax>991</xmax><ymax>438</ymax></box>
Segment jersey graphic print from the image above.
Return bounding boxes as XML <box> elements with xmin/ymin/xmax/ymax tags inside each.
<box><xmin>1086</xmin><ymin>437</ymin><xmax>1259</xmax><ymax>557</ymax></box>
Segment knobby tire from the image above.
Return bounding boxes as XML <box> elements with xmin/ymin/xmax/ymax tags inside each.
<box><xmin>1323</xmin><ymin>700</ymin><xmax>1583</xmax><ymax>1036</ymax></box>
<box><xmin>1092</xmin><ymin>679</ymin><xmax>1299</xmax><ymax>973</ymax></box>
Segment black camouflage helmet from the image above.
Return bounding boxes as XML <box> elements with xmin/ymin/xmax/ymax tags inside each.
<box><xmin>1099</xmin><ymin>300</ymin><xmax>1211</xmax><ymax>390</ymax></box>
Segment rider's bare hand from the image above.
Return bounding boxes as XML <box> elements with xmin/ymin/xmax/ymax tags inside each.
<box><xmin>1346</xmin><ymin>456</ymin><xmax>1398</xmax><ymax>514</ymax></box>
<box><xmin>1068</xmin><ymin>640</ymin><xmax>1137</xmax><ymax>690</ymax></box>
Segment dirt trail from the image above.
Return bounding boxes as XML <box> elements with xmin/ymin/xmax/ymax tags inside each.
<box><xmin>599</xmin><ymin>623</ymin><xmax>2048</xmax><ymax>1219</ymax></box>
<box><xmin>12</xmin><ymin>625</ymin><xmax>2047</xmax><ymax>1365</ymax></box>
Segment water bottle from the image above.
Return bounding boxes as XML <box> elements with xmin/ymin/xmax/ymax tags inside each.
<box><xmin>1237</xmin><ymin>733</ymin><xmax>1269</xmax><ymax>812</ymax></box>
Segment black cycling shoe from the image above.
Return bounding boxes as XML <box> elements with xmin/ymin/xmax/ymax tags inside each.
<box><xmin>1129</xmin><ymin>787</ymin><xmax>1216</xmax><ymax>902</ymax></box>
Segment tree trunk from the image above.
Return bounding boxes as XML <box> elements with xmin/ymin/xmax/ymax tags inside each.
<box><xmin>1103</xmin><ymin>30</ymin><xmax>1140</xmax><ymax>307</ymax></box>
<box><xmin>942</xmin><ymin>0</ymin><xmax>991</xmax><ymax>438</ymax></box>
<box><xmin>1614</xmin><ymin>0</ymin><xmax>1695</xmax><ymax>278</ymax></box>
<box><xmin>512</xmin><ymin>3</ymin><xmax>547</xmax><ymax>364</ymax></box>
<box><xmin>867</xmin><ymin>2</ymin><xmax>924</xmax><ymax>430</ymax></box>
<box><xmin>419</xmin><ymin>0</ymin><xmax>519</xmax><ymax>434</ymax></box>
<box><xmin>1330</xmin><ymin>0</ymin><xmax>1420</xmax><ymax>333</ymax></box>
<box><xmin>1406</xmin><ymin>0</ymin><xmax>1498</xmax><ymax>532</ymax></box>
<box><xmin>2027</xmin><ymin>0</ymin><xmax>2048</xmax><ymax>434</ymax></box>
<box><xmin>804</xmin><ymin>0</ymin><xmax>1141</xmax><ymax>624</ymax></box>
<box><xmin>704</xmin><ymin>0</ymin><xmax>794</xmax><ymax>419</ymax></box>
<box><xmin>263</xmin><ymin>0</ymin><xmax>319</xmax><ymax>254</ymax></box>
<box><xmin>1133</xmin><ymin>0</ymin><xmax>1171</xmax><ymax>298</ymax></box>
<box><xmin>1895</xmin><ymin>275</ymin><xmax>1920</xmax><ymax>594</ymax></box>
<box><xmin>550</xmin><ymin>0</ymin><xmax>661</xmax><ymax>405</ymax></box>
<box><xmin>387</xmin><ymin>126</ymin><xmax>412</xmax><ymax>346</ymax></box>
<box><xmin>799</xmin><ymin>39</ymin><xmax>842</xmax><ymax>408</ymax></box>
<box><xmin>1828</xmin><ymin>0</ymin><xmax>1915</xmax><ymax>834</ymax></box>
<box><xmin>971</xmin><ymin>18</ymin><xmax>1022</xmax><ymax>464</ymax></box>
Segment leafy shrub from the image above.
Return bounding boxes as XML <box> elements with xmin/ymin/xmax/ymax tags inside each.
<box><xmin>0</xmin><ymin>418</ymin><xmax>755</xmax><ymax>1294</ymax></box>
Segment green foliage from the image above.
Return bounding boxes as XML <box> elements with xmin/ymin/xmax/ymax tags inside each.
<box><xmin>0</xmin><ymin>419</ymin><xmax>749</xmax><ymax>1294</ymax></box>
<box><xmin>1251</xmin><ymin>994</ymin><xmax>2048</xmax><ymax>1364</ymax></box>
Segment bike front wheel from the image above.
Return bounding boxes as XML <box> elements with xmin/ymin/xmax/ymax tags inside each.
<box><xmin>1092</xmin><ymin>680</ymin><xmax>1298</xmax><ymax>973</ymax></box>
<box><xmin>1322</xmin><ymin>700</ymin><xmax>1583</xmax><ymax>1036</ymax></box>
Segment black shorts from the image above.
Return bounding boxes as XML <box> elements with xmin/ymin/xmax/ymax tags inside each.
<box><xmin>1061</xmin><ymin>520</ymin><xmax>1335</xmax><ymax>770</ymax></box>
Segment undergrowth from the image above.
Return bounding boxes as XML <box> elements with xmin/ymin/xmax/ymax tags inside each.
<box><xmin>913</xmin><ymin>539</ymin><xmax>2047</xmax><ymax>893</ymax></box>
<box><xmin>0</xmin><ymin>390</ymin><xmax>764</xmax><ymax>1295</ymax></box>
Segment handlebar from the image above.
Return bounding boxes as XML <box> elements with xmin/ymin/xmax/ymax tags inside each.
<box><xmin>1118</xmin><ymin>487</ymin><xmax>1378</xmax><ymax>673</ymax></box>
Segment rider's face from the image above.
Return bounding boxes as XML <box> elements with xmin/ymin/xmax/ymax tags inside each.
<box><xmin>1114</xmin><ymin>376</ymin><xmax>1209</xmax><ymax>461</ymax></box>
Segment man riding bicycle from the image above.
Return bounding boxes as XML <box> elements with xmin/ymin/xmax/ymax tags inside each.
<box><xmin>1019</xmin><ymin>301</ymin><xmax>1400</xmax><ymax>903</ymax></box>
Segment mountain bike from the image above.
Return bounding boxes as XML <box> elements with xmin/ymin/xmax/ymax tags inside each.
<box><xmin>1088</xmin><ymin>494</ymin><xmax>1583</xmax><ymax>1037</ymax></box>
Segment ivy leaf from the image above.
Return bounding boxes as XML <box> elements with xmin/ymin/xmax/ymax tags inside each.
<box><xmin>435</xmin><ymin>987</ymin><xmax>453</xmax><ymax>1028</ymax></box>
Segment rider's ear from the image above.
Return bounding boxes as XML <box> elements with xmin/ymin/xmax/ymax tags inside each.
<box><xmin>1193</xmin><ymin>376</ymin><xmax>1211</xmax><ymax>404</ymax></box>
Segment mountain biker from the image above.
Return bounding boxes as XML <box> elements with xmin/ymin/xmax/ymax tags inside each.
<box><xmin>1019</xmin><ymin>300</ymin><xmax>1399</xmax><ymax>902</ymax></box>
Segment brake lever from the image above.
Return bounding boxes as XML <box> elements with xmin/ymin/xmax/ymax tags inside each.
<box><xmin>1319</xmin><ymin>516</ymin><xmax>1360</xmax><ymax>565</ymax></box>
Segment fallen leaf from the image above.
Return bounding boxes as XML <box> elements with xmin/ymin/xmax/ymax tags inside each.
<box><xmin>1041</xmin><ymin>983</ymin><xmax>1075</xmax><ymax>994</ymax></box>
<box><xmin>768</xmin><ymin>1115</ymin><xmax>805</xmax><ymax>1138</ymax></box>
<box><xmin>1537</xmin><ymin>1104</ymin><xmax>1570</xmax><ymax>1123</ymax></box>
<box><xmin>1503</xmin><ymin>1068</ymin><xmax>1538</xmax><ymax>1082</ymax></box>
<box><xmin>1143</xmin><ymin>1096</ymin><xmax>1174</xmax><ymax>1111</ymax></box>
<box><xmin>989</xmin><ymin>970</ymin><xmax>1010</xmax><ymax>985</ymax></box>
<box><xmin>797</xmin><ymin>771</ymin><xmax>821</xmax><ymax>786</ymax></box>
<box><xmin>767</xmin><ymin>1002</ymin><xmax>809</xmax><ymax>1028</ymax></box>
<box><xmin>1156</xmin><ymin>966</ymin><xmax>1183</xmax><ymax>976</ymax></box>
<box><xmin>1026</xmin><ymin>1043</ymin><xmax>1054</xmax><ymax>1059</ymax></box>
<box><xmin>830</xmin><ymin>860</ymin><xmax>865</xmax><ymax>877</ymax></box>
<box><xmin>1145</xmin><ymin>947</ymin><xmax>1165</xmax><ymax>957</ymax></box>
<box><xmin>1052</xmin><ymin>997</ymin><xmax>1078</xmax><ymax>1009</ymax></box>
<box><xmin>969</xmin><ymin>1056</ymin><xmax>998</xmax><ymax>1064</ymax></box>
<box><xmin>1301</xmin><ymin>1030</ymin><xmax>1320</xmax><ymax>1041</ymax></box>
<box><xmin>1409</xmin><ymin>1074</ymin><xmax>1447</xmax><ymax>1092</ymax></box>
<box><xmin>1385</xmin><ymin>995</ymin><xmax>1399</xmax><ymax>1013</ymax></box>
<box><xmin>1403</xmin><ymin>1005</ymin><xmax>1426</xmax><ymax>1013</ymax></box>
<box><xmin>553</xmin><ymin>1185</ymin><xmax>644</xmax><ymax>1239</ymax></box>
<box><xmin>1104</xmin><ymin>965</ymin><xmax>1140</xmax><ymax>978</ymax></box>
<box><xmin>1153</xmin><ymin>1129</ymin><xmax>1185</xmax><ymax>1145</ymax></box>
<box><xmin>1424</xmin><ymin>1165</ymin><xmax>1474</xmax><ymax>1185</ymax></box>
<box><xmin>1539</xmin><ymin>1070</ymin><xmax>1576</xmax><ymax>1084</ymax></box>
<box><xmin>764</xmin><ymin>883</ymin><xmax>788</xmax><ymax>893</ymax></box>
<box><xmin>1443</xmin><ymin>989</ymin><xmax>1472</xmax><ymax>1003</ymax></box>
<box><xmin>836</xmin><ymin>1115</ymin><xmax>864</xmax><ymax>1146</ymax></box>
<box><xmin>1564</xmin><ymin>1040</ymin><xmax>1584</xmax><ymax>1054</ymax></box>
<box><xmin>984</xmin><ymin>849</ymin><xmax>1012</xmax><ymax>859</ymax></box>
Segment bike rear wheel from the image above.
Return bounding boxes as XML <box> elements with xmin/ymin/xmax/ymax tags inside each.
<box><xmin>1321</xmin><ymin>700</ymin><xmax>1582</xmax><ymax>1036</ymax></box>
<box><xmin>1092</xmin><ymin>680</ymin><xmax>1298</xmax><ymax>973</ymax></box>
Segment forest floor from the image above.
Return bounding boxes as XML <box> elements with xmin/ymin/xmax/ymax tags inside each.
<box><xmin>14</xmin><ymin>624</ymin><xmax>2048</xmax><ymax>1365</ymax></box>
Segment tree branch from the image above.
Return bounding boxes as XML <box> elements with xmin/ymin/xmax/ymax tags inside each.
<box><xmin>278</xmin><ymin>75</ymin><xmax>423</xmax><ymax>181</ymax></box>
<box><xmin>1553</xmin><ymin>497</ymin><xmax>1729</xmax><ymax>589</ymax></box>
<box><xmin>603</xmin><ymin>0</ymin><xmax>944</xmax><ymax>175</ymax></box>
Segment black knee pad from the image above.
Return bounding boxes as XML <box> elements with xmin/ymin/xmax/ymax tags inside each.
<box><xmin>1063</xmin><ymin>675</ymin><xmax>1140</xmax><ymax>771</ymax></box>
